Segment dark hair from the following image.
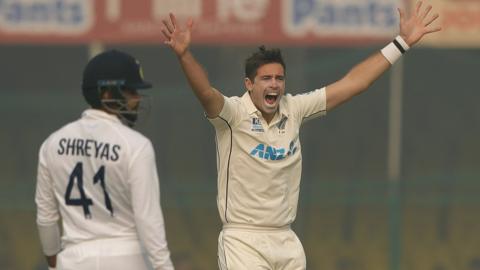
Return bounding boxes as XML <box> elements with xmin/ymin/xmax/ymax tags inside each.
<box><xmin>245</xmin><ymin>46</ymin><xmax>286</xmax><ymax>81</ymax></box>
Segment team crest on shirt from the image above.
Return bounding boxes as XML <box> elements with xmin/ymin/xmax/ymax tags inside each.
<box><xmin>251</xmin><ymin>117</ymin><xmax>264</xmax><ymax>132</ymax></box>
<box><xmin>277</xmin><ymin>116</ymin><xmax>288</xmax><ymax>134</ymax></box>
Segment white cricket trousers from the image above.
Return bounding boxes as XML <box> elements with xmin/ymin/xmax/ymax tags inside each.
<box><xmin>57</xmin><ymin>238</ymin><xmax>152</xmax><ymax>270</ymax></box>
<box><xmin>218</xmin><ymin>224</ymin><xmax>306</xmax><ymax>270</ymax></box>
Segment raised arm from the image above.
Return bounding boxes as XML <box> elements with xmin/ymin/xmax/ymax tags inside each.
<box><xmin>161</xmin><ymin>13</ymin><xmax>224</xmax><ymax>118</ymax></box>
<box><xmin>325</xmin><ymin>1</ymin><xmax>441</xmax><ymax>111</ymax></box>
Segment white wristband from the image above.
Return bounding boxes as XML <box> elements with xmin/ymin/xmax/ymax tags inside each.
<box><xmin>48</xmin><ymin>267</ymin><xmax>56</xmax><ymax>270</ymax></box>
<box><xmin>381</xmin><ymin>35</ymin><xmax>410</xmax><ymax>65</ymax></box>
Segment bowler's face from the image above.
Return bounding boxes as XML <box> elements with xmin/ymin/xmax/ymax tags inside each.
<box><xmin>245</xmin><ymin>63</ymin><xmax>285</xmax><ymax>122</ymax></box>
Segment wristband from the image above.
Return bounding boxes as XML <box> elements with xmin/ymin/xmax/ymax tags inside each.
<box><xmin>381</xmin><ymin>35</ymin><xmax>410</xmax><ymax>65</ymax></box>
<box><xmin>48</xmin><ymin>267</ymin><xmax>56</xmax><ymax>270</ymax></box>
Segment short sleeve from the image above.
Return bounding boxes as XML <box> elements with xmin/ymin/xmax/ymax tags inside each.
<box><xmin>207</xmin><ymin>95</ymin><xmax>242</xmax><ymax>129</ymax></box>
<box><xmin>290</xmin><ymin>87</ymin><xmax>327</xmax><ymax>123</ymax></box>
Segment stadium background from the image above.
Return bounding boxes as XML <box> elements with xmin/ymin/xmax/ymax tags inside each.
<box><xmin>1</xmin><ymin>0</ymin><xmax>479</xmax><ymax>269</ymax></box>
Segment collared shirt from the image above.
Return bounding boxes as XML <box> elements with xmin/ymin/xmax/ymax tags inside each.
<box><xmin>208</xmin><ymin>88</ymin><xmax>327</xmax><ymax>227</ymax></box>
<box><xmin>35</xmin><ymin>109</ymin><xmax>173</xmax><ymax>269</ymax></box>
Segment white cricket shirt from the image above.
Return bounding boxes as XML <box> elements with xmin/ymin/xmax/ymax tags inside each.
<box><xmin>35</xmin><ymin>109</ymin><xmax>173</xmax><ymax>269</ymax></box>
<box><xmin>209</xmin><ymin>88</ymin><xmax>327</xmax><ymax>228</ymax></box>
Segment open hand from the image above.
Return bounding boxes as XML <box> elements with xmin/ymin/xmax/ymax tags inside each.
<box><xmin>398</xmin><ymin>1</ymin><xmax>442</xmax><ymax>46</ymax></box>
<box><xmin>161</xmin><ymin>13</ymin><xmax>194</xmax><ymax>57</ymax></box>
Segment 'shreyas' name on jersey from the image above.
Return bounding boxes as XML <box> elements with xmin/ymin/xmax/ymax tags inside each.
<box><xmin>57</xmin><ymin>138</ymin><xmax>121</xmax><ymax>161</ymax></box>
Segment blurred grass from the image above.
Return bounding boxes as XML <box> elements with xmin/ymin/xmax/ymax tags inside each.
<box><xmin>2</xmin><ymin>176</ymin><xmax>480</xmax><ymax>269</ymax></box>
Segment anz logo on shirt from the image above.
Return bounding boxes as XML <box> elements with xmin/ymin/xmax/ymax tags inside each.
<box><xmin>250</xmin><ymin>138</ymin><xmax>298</xmax><ymax>161</ymax></box>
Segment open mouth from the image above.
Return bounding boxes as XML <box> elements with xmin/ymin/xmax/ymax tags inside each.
<box><xmin>265</xmin><ymin>93</ymin><xmax>278</xmax><ymax>105</ymax></box>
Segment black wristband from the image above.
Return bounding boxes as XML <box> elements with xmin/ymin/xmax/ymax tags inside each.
<box><xmin>393</xmin><ymin>39</ymin><xmax>406</xmax><ymax>54</ymax></box>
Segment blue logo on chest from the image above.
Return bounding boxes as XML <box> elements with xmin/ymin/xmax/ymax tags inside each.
<box><xmin>250</xmin><ymin>139</ymin><xmax>298</xmax><ymax>161</ymax></box>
